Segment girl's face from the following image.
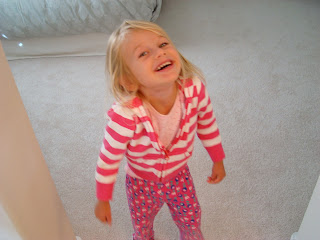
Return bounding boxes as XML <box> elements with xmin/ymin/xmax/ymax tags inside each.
<box><xmin>121</xmin><ymin>29</ymin><xmax>181</xmax><ymax>95</ymax></box>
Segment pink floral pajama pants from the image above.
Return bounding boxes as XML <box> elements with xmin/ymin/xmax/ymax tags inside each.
<box><xmin>126</xmin><ymin>166</ymin><xmax>204</xmax><ymax>240</ymax></box>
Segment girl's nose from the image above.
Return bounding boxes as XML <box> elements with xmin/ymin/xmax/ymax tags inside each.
<box><xmin>155</xmin><ymin>48</ymin><xmax>166</xmax><ymax>58</ymax></box>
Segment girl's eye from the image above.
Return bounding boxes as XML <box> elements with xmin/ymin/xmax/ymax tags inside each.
<box><xmin>160</xmin><ymin>42</ymin><xmax>168</xmax><ymax>48</ymax></box>
<box><xmin>139</xmin><ymin>51</ymin><xmax>148</xmax><ymax>58</ymax></box>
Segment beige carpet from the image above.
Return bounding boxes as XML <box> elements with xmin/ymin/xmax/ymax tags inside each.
<box><xmin>6</xmin><ymin>0</ymin><xmax>320</xmax><ymax>239</ymax></box>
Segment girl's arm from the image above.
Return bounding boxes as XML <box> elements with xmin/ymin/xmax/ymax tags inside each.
<box><xmin>195</xmin><ymin>79</ymin><xmax>226</xmax><ymax>183</ymax></box>
<box><xmin>95</xmin><ymin>105</ymin><xmax>136</xmax><ymax>201</ymax></box>
<box><xmin>196</xmin><ymin>80</ymin><xmax>225</xmax><ymax>162</ymax></box>
<box><xmin>94</xmin><ymin>105</ymin><xmax>135</xmax><ymax>224</ymax></box>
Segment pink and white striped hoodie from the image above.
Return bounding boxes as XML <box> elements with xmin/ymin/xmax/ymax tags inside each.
<box><xmin>95</xmin><ymin>77</ymin><xmax>225</xmax><ymax>201</ymax></box>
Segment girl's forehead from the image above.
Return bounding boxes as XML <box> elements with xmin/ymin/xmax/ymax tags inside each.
<box><xmin>121</xmin><ymin>29</ymin><xmax>166</xmax><ymax>50</ymax></box>
<box><xmin>126</xmin><ymin>29</ymin><xmax>164</xmax><ymax>41</ymax></box>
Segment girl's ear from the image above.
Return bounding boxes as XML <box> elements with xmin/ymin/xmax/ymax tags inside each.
<box><xmin>119</xmin><ymin>75</ymin><xmax>138</xmax><ymax>92</ymax></box>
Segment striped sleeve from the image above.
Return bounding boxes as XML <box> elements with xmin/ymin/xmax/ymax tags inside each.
<box><xmin>95</xmin><ymin>104</ymin><xmax>135</xmax><ymax>201</ymax></box>
<box><xmin>196</xmin><ymin>80</ymin><xmax>225</xmax><ymax>162</ymax></box>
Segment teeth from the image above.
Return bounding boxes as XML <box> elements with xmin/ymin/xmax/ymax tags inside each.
<box><xmin>157</xmin><ymin>61</ymin><xmax>171</xmax><ymax>70</ymax></box>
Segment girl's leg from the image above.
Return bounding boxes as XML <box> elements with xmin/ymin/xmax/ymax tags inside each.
<box><xmin>126</xmin><ymin>175</ymin><xmax>164</xmax><ymax>240</ymax></box>
<box><xmin>165</xmin><ymin>167</ymin><xmax>204</xmax><ymax>240</ymax></box>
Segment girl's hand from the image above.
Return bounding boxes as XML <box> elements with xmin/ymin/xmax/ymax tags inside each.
<box><xmin>95</xmin><ymin>200</ymin><xmax>112</xmax><ymax>225</ymax></box>
<box><xmin>207</xmin><ymin>160</ymin><xmax>226</xmax><ymax>184</ymax></box>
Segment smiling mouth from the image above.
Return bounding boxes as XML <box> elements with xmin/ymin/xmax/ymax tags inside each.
<box><xmin>156</xmin><ymin>61</ymin><xmax>172</xmax><ymax>71</ymax></box>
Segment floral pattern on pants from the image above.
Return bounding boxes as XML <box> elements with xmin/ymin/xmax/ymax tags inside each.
<box><xmin>126</xmin><ymin>166</ymin><xmax>204</xmax><ymax>240</ymax></box>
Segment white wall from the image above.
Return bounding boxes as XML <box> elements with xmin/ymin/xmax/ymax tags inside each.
<box><xmin>0</xmin><ymin>41</ymin><xmax>76</xmax><ymax>240</ymax></box>
<box><xmin>295</xmin><ymin>175</ymin><xmax>320</xmax><ymax>240</ymax></box>
<box><xmin>0</xmin><ymin>205</ymin><xmax>22</xmax><ymax>240</ymax></box>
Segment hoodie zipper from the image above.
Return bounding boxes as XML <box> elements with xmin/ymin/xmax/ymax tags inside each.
<box><xmin>158</xmin><ymin>94</ymin><xmax>190</xmax><ymax>182</ymax></box>
<box><xmin>159</xmin><ymin>146</ymin><xmax>169</xmax><ymax>182</ymax></box>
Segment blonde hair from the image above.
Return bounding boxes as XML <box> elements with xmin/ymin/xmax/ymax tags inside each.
<box><xmin>106</xmin><ymin>20</ymin><xmax>204</xmax><ymax>104</ymax></box>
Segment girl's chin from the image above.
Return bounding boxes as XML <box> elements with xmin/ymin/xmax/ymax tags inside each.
<box><xmin>155</xmin><ymin>70</ymin><xmax>180</xmax><ymax>81</ymax></box>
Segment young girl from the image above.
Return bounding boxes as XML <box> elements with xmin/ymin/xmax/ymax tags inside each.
<box><xmin>94</xmin><ymin>20</ymin><xmax>226</xmax><ymax>240</ymax></box>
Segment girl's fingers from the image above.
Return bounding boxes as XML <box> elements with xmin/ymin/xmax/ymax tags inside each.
<box><xmin>207</xmin><ymin>176</ymin><xmax>212</xmax><ymax>183</ymax></box>
<box><xmin>207</xmin><ymin>174</ymin><xmax>224</xmax><ymax>184</ymax></box>
<box><xmin>106</xmin><ymin>210</ymin><xmax>112</xmax><ymax>225</ymax></box>
<box><xmin>212</xmin><ymin>176</ymin><xmax>222</xmax><ymax>184</ymax></box>
<box><xmin>207</xmin><ymin>176</ymin><xmax>216</xmax><ymax>184</ymax></box>
<box><xmin>106</xmin><ymin>215</ymin><xmax>112</xmax><ymax>226</ymax></box>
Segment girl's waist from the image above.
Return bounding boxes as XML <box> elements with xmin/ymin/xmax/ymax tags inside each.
<box><xmin>125</xmin><ymin>162</ymin><xmax>190</xmax><ymax>184</ymax></box>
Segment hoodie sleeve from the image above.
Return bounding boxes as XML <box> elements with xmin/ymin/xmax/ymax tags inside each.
<box><xmin>95</xmin><ymin>104</ymin><xmax>135</xmax><ymax>201</ymax></box>
<box><xmin>196</xmin><ymin>80</ymin><xmax>225</xmax><ymax>162</ymax></box>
